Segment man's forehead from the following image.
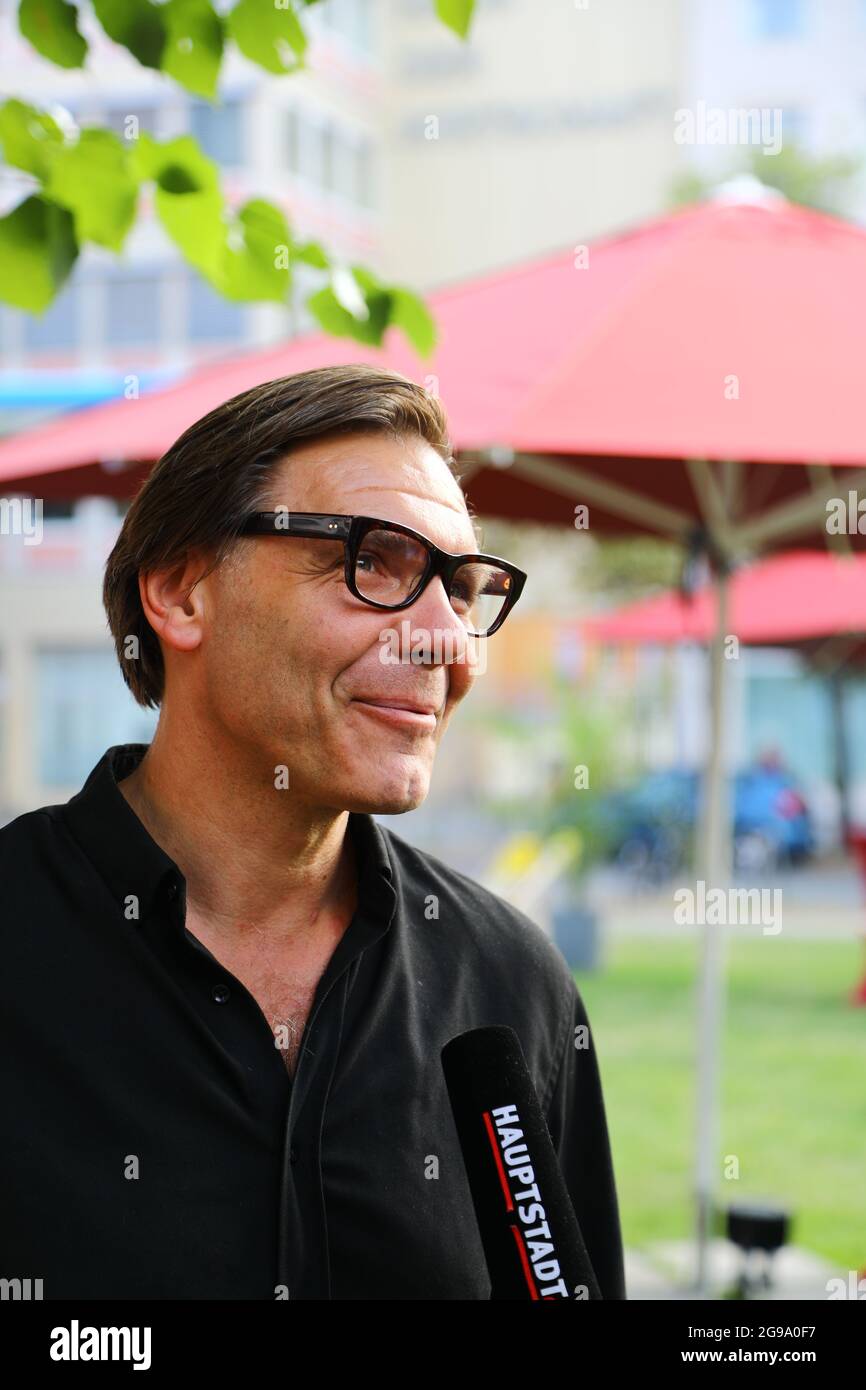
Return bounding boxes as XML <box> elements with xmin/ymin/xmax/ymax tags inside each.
<box><xmin>263</xmin><ymin>438</ymin><xmax>483</xmax><ymax>550</ymax></box>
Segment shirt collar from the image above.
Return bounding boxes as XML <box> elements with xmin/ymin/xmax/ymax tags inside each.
<box><xmin>62</xmin><ymin>743</ymin><xmax>397</xmax><ymax>932</ymax></box>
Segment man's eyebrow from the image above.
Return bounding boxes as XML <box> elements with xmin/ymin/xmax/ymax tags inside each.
<box><xmin>367</xmin><ymin>511</ymin><xmax>483</xmax><ymax>553</ymax></box>
<box><xmin>363</xmin><ymin>528</ymin><xmax>417</xmax><ymax>553</ymax></box>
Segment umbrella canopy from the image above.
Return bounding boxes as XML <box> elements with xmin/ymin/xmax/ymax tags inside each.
<box><xmin>586</xmin><ymin>549</ymin><xmax>866</xmax><ymax>646</ymax></box>
<box><xmin>506</xmin><ymin>194</ymin><xmax>866</xmax><ymax>464</ymax></box>
<box><xmin>2</xmin><ymin>187</ymin><xmax>866</xmax><ymax>557</ymax></box>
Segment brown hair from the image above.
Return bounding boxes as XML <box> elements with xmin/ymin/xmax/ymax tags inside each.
<box><xmin>103</xmin><ymin>363</ymin><xmax>455</xmax><ymax>709</ymax></box>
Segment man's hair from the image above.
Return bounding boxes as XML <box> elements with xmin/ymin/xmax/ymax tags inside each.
<box><xmin>103</xmin><ymin>363</ymin><xmax>456</xmax><ymax>709</ymax></box>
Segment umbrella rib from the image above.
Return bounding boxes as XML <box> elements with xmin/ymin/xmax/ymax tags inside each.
<box><xmin>738</xmin><ymin>465</ymin><xmax>866</xmax><ymax>549</ymax></box>
<box><xmin>685</xmin><ymin>458</ymin><xmax>737</xmax><ymax>557</ymax></box>
<box><xmin>507</xmin><ymin>453</ymin><xmax>693</xmax><ymax>540</ymax></box>
<box><xmin>807</xmin><ymin>464</ymin><xmax>852</xmax><ymax>558</ymax></box>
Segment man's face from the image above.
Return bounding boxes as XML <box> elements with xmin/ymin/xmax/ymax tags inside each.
<box><xmin>192</xmin><ymin>431</ymin><xmax>481</xmax><ymax>815</ymax></box>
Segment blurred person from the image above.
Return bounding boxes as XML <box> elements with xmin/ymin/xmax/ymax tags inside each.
<box><xmin>0</xmin><ymin>364</ymin><xmax>625</xmax><ymax>1300</ymax></box>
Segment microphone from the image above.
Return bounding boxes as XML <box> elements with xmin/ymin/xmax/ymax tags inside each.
<box><xmin>441</xmin><ymin>1024</ymin><xmax>601</xmax><ymax>1301</ymax></box>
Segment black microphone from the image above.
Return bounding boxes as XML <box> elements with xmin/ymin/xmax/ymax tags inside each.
<box><xmin>441</xmin><ymin>1024</ymin><xmax>601</xmax><ymax>1301</ymax></box>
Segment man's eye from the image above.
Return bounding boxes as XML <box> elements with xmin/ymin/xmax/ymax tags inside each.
<box><xmin>450</xmin><ymin>580</ymin><xmax>480</xmax><ymax>609</ymax></box>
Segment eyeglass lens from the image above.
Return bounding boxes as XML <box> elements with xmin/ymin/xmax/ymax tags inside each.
<box><xmin>354</xmin><ymin>525</ymin><xmax>513</xmax><ymax>635</ymax></box>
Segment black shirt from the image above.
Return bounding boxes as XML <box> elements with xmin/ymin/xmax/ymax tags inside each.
<box><xmin>0</xmin><ymin>743</ymin><xmax>626</xmax><ymax>1300</ymax></box>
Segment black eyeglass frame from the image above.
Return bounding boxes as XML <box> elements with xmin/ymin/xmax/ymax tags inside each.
<box><xmin>238</xmin><ymin>511</ymin><xmax>527</xmax><ymax>637</ymax></box>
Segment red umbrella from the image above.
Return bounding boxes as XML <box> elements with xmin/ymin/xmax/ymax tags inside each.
<box><xmin>506</xmin><ymin>197</ymin><xmax>866</xmax><ymax>465</ymax></box>
<box><xmin>586</xmin><ymin>549</ymin><xmax>866</xmax><ymax>646</ymax></box>
<box><xmin>3</xmin><ymin>188</ymin><xmax>866</xmax><ymax>544</ymax></box>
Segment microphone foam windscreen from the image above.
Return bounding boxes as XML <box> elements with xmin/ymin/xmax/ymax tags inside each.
<box><xmin>441</xmin><ymin>1024</ymin><xmax>601</xmax><ymax>1300</ymax></box>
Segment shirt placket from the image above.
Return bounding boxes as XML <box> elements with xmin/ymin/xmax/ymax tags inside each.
<box><xmin>275</xmin><ymin>965</ymin><xmax>356</xmax><ymax>1300</ymax></box>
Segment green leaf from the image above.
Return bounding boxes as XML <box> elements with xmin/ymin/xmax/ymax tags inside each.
<box><xmin>218</xmin><ymin>197</ymin><xmax>292</xmax><ymax>299</ymax></box>
<box><xmin>145</xmin><ymin>135</ymin><xmax>224</xmax><ymax>275</ymax></box>
<box><xmin>227</xmin><ymin>0</ymin><xmax>306</xmax><ymax>75</ymax></box>
<box><xmin>162</xmin><ymin>0</ymin><xmax>225</xmax><ymax>99</ymax></box>
<box><xmin>330</xmin><ymin>262</ymin><xmax>368</xmax><ymax>316</ymax></box>
<box><xmin>306</xmin><ymin>283</ymin><xmax>391</xmax><ymax>347</ymax></box>
<box><xmin>433</xmin><ymin>0</ymin><xmax>475</xmax><ymax>39</ymax></box>
<box><xmin>127</xmin><ymin>129</ymin><xmax>175</xmax><ymax>182</ymax></box>
<box><xmin>347</xmin><ymin>264</ymin><xmax>382</xmax><ymax>295</ymax></box>
<box><xmin>0</xmin><ymin>195</ymin><xmax>77</xmax><ymax>311</ymax></box>
<box><xmin>43</xmin><ymin>128</ymin><xmax>139</xmax><ymax>250</ymax></box>
<box><xmin>91</xmin><ymin>0</ymin><xmax>167</xmax><ymax>69</ymax></box>
<box><xmin>292</xmin><ymin>237</ymin><xmax>329</xmax><ymax>270</ymax></box>
<box><xmin>18</xmin><ymin>0</ymin><xmax>87</xmax><ymax>67</ymax></box>
<box><xmin>0</xmin><ymin>98</ymin><xmax>68</xmax><ymax>180</ymax></box>
<box><xmin>309</xmin><ymin>265</ymin><xmax>437</xmax><ymax>355</ymax></box>
<box><xmin>389</xmin><ymin>286</ymin><xmax>437</xmax><ymax>357</ymax></box>
<box><xmin>139</xmin><ymin>136</ymin><xmax>291</xmax><ymax>301</ymax></box>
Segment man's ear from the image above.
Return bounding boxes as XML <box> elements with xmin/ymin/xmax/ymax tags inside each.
<box><xmin>138</xmin><ymin>550</ymin><xmax>211</xmax><ymax>655</ymax></box>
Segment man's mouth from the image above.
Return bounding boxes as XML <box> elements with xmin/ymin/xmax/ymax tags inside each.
<box><xmin>350</xmin><ymin>696</ymin><xmax>439</xmax><ymax>729</ymax></box>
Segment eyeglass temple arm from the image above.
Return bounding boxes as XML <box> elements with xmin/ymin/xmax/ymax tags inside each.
<box><xmin>241</xmin><ymin>513</ymin><xmax>352</xmax><ymax>539</ymax></box>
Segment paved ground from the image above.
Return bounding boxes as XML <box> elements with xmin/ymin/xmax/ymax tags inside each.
<box><xmin>588</xmin><ymin>856</ymin><xmax>866</xmax><ymax>941</ymax></box>
<box><xmin>624</xmin><ymin>1240</ymin><xmax>850</xmax><ymax>1301</ymax></box>
<box><xmin>377</xmin><ymin>809</ymin><xmax>866</xmax><ymax>942</ymax></box>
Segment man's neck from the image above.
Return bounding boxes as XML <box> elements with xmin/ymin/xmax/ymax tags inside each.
<box><xmin>116</xmin><ymin>722</ymin><xmax>358</xmax><ymax>949</ymax></box>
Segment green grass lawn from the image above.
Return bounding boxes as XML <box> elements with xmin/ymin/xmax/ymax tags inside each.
<box><xmin>574</xmin><ymin>936</ymin><xmax>866</xmax><ymax>1272</ymax></box>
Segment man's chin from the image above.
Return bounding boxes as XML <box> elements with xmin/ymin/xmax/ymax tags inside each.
<box><xmin>344</xmin><ymin>786</ymin><xmax>429</xmax><ymax>816</ymax></box>
<box><xmin>340</xmin><ymin>766</ymin><xmax>432</xmax><ymax>816</ymax></box>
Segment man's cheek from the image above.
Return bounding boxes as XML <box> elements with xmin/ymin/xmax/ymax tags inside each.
<box><xmin>450</xmin><ymin>666</ymin><xmax>476</xmax><ymax>702</ymax></box>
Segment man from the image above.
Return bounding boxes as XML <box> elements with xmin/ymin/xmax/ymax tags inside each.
<box><xmin>0</xmin><ymin>364</ymin><xmax>626</xmax><ymax>1300</ymax></box>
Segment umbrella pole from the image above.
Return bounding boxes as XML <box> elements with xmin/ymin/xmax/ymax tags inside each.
<box><xmin>693</xmin><ymin>562</ymin><xmax>732</xmax><ymax>1294</ymax></box>
<box><xmin>828</xmin><ymin>670</ymin><xmax>851</xmax><ymax>845</ymax></box>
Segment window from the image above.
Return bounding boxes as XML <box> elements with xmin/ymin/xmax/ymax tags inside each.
<box><xmin>105</xmin><ymin>271</ymin><xmax>162</xmax><ymax>347</ymax></box>
<box><xmin>21</xmin><ymin>279</ymin><xmax>80</xmax><ymax>353</ymax></box>
<box><xmin>189</xmin><ymin>98</ymin><xmax>243</xmax><ymax>166</ymax></box>
<box><xmin>353</xmin><ymin>0</ymin><xmax>374</xmax><ymax>53</ymax></box>
<box><xmin>321</xmin><ymin>123</ymin><xmax>335</xmax><ymax>193</ymax></box>
<box><xmin>285</xmin><ymin>107</ymin><xmax>301</xmax><ymax>174</ymax></box>
<box><xmin>355</xmin><ymin>137</ymin><xmax>375</xmax><ymax>209</ymax></box>
<box><xmin>290</xmin><ymin>263</ymin><xmax>319</xmax><ymax>333</ymax></box>
<box><xmin>188</xmin><ymin>273</ymin><xmax>245</xmax><ymax>342</ymax></box>
<box><xmin>299</xmin><ymin>114</ymin><xmax>325</xmax><ymax>184</ymax></box>
<box><xmin>102</xmin><ymin>104</ymin><xmax>160</xmax><ymax>144</ymax></box>
<box><xmin>326</xmin><ymin>0</ymin><xmax>374</xmax><ymax>54</ymax></box>
<box><xmin>751</xmin><ymin>0</ymin><xmax>805</xmax><ymax>39</ymax></box>
<box><xmin>332</xmin><ymin>133</ymin><xmax>356</xmax><ymax>202</ymax></box>
<box><xmin>37</xmin><ymin>648</ymin><xmax>158</xmax><ymax>788</ymax></box>
<box><xmin>284</xmin><ymin>109</ymin><xmax>376</xmax><ymax>209</ymax></box>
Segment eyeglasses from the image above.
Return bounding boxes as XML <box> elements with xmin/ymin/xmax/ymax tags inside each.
<box><xmin>238</xmin><ymin>512</ymin><xmax>527</xmax><ymax>637</ymax></box>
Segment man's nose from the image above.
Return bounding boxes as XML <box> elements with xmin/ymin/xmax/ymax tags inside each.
<box><xmin>403</xmin><ymin>574</ymin><xmax>471</xmax><ymax>664</ymax></box>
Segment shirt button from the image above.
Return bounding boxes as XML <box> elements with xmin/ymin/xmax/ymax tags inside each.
<box><xmin>211</xmin><ymin>984</ymin><xmax>231</xmax><ymax>1004</ymax></box>
<box><xmin>166</xmin><ymin>880</ymin><xmax>178</xmax><ymax>901</ymax></box>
